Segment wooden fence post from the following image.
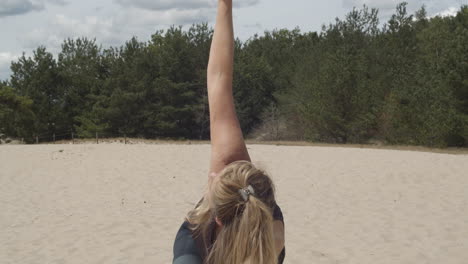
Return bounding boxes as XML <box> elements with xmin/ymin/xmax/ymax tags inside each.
<box><xmin>96</xmin><ymin>132</ymin><xmax>98</xmax><ymax>144</ymax></box>
<box><xmin>36</xmin><ymin>135</ymin><xmax>38</xmax><ymax>144</ymax></box>
<box><xmin>72</xmin><ymin>132</ymin><xmax>74</xmax><ymax>144</ymax></box>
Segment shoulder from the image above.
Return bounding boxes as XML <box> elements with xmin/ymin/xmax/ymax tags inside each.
<box><xmin>272</xmin><ymin>203</ymin><xmax>286</xmax><ymax>263</ymax></box>
<box><xmin>173</xmin><ymin>222</ymin><xmax>203</xmax><ymax>264</ymax></box>
<box><xmin>273</xmin><ymin>202</ymin><xmax>284</xmax><ymax>223</ymax></box>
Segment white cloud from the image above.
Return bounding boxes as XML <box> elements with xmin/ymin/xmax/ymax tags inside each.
<box><xmin>342</xmin><ymin>0</ymin><xmax>462</xmax><ymax>18</ymax></box>
<box><xmin>47</xmin><ymin>0</ymin><xmax>67</xmax><ymax>5</ymax></box>
<box><xmin>111</xmin><ymin>0</ymin><xmax>260</xmax><ymax>36</ymax></box>
<box><xmin>19</xmin><ymin>6</ymin><xmax>218</xmax><ymax>54</ymax></box>
<box><xmin>117</xmin><ymin>7</ymin><xmax>215</xmax><ymax>27</ymax></box>
<box><xmin>0</xmin><ymin>52</ymin><xmax>19</xmax><ymax>80</ymax></box>
<box><xmin>115</xmin><ymin>0</ymin><xmax>215</xmax><ymax>11</ymax></box>
<box><xmin>53</xmin><ymin>14</ymin><xmax>118</xmax><ymax>43</ymax></box>
<box><xmin>20</xmin><ymin>14</ymin><xmax>121</xmax><ymax>53</ymax></box>
<box><xmin>0</xmin><ymin>0</ymin><xmax>43</xmax><ymax>17</ymax></box>
<box><xmin>342</xmin><ymin>0</ymin><xmax>399</xmax><ymax>10</ymax></box>
<box><xmin>243</xmin><ymin>22</ymin><xmax>262</xmax><ymax>29</ymax></box>
<box><xmin>0</xmin><ymin>0</ymin><xmax>68</xmax><ymax>17</ymax></box>
<box><xmin>433</xmin><ymin>6</ymin><xmax>458</xmax><ymax>17</ymax></box>
<box><xmin>115</xmin><ymin>0</ymin><xmax>259</xmax><ymax>11</ymax></box>
<box><xmin>342</xmin><ymin>0</ymin><xmax>411</xmax><ymax>18</ymax></box>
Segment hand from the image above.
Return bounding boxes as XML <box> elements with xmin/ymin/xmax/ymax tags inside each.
<box><xmin>218</xmin><ymin>0</ymin><xmax>232</xmax><ymax>6</ymax></box>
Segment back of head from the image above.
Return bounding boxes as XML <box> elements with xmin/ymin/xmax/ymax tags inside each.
<box><xmin>188</xmin><ymin>161</ymin><xmax>277</xmax><ymax>264</ymax></box>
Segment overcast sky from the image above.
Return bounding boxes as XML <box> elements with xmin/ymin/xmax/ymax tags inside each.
<box><xmin>0</xmin><ymin>0</ymin><xmax>466</xmax><ymax>80</ymax></box>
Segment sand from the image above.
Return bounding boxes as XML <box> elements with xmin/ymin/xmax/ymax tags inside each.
<box><xmin>1</xmin><ymin>143</ymin><xmax>467</xmax><ymax>264</ymax></box>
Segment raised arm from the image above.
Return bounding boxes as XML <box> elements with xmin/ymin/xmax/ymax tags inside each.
<box><xmin>208</xmin><ymin>0</ymin><xmax>250</xmax><ymax>175</ymax></box>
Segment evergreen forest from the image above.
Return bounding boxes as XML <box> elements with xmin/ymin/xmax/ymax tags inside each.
<box><xmin>1</xmin><ymin>3</ymin><xmax>467</xmax><ymax>147</ymax></box>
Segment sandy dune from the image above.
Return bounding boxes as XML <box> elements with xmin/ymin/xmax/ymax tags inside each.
<box><xmin>1</xmin><ymin>143</ymin><xmax>467</xmax><ymax>264</ymax></box>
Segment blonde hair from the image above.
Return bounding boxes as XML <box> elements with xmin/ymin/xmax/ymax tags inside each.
<box><xmin>187</xmin><ymin>161</ymin><xmax>277</xmax><ymax>264</ymax></box>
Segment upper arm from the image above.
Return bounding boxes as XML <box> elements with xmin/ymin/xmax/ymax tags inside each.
<box><xmin>273</xmin><ymin>220</ymin><xmax>285</xmax><ymax>257</ymax></box>
<box><xmin>173</xmin><ymin>255</ymin><xmax>202</xmax><ymax>264</ymax></box>
<box><xmin>173</xmin><ymin>223</ymin><xmax>203</xmax><ymax>264</ymax></box>
<box><xmin>208</xmin><ymin>76</ymin><xmax>250</xmax><ymax>174</ymax></box>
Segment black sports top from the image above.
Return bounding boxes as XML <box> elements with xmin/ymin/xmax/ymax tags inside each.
<box><xmin>173</xmin><ymin>203</ymin><xmax>285</xmax><ymax>264</ymax></box>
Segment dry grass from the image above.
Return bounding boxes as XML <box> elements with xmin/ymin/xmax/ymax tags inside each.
<box><xmin>41</xmin><ymin>137</ymin><xmax>468</xmax><ymax>155</ymax></box>
<box><xmin>245</xmin><ymin>140</ymin><xmax>468</xmax><ymax>155</ymax></box>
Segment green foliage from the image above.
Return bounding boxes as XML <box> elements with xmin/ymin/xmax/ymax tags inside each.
<box><xmin>287</xmin><ymin>5</ymin><xmax>381</xmax><ymax>143</ymax></box>
<box><xmin>1</xmin><ymin>4</ymin><xmax>467</xmax><ymax>147</ymax></box>
<box><xmin>234</xmin><ymin>46</ymin><xmax>277</xmax><ymax>133</ymax></box>
<box><xmin>58</xmin><ymin>38</ymin><xmax>108</xmax><ymax>136</ymax></box>
<box><xmin>280</xmin><ymin>3</ymin><xmax>467</xmax><ymax>147</ymax></box>
<box><xmin>10</xmin><ymin>46</ymin><xmax>64</xmax><ymax>138</ymax></box>
<box><xmin>0</xmin><ymin>83</ymin><xmax>35</xmax><ymax>141</ymax></box>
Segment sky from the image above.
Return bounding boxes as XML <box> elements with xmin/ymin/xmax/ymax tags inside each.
<box><xmin>0</xmin><ymin>0</ymin><xmax>466</xmax><ymax>80</ymax></box>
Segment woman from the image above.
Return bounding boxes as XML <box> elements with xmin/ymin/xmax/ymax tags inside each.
<box><xmin>172</xmin><ymin>0</ymin><xmax>285</xmax><ymax>263</ymax></box>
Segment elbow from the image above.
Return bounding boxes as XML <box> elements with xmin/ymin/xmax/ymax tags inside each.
<box><xmin>207</xmin><ymin>58</ymin><xmax>233</xmax><ymax>82</ymax></box>
<box><xmin>207</xmin><ymin>68</ymin><xmax>232</xmax><ymax>82</ymax></box>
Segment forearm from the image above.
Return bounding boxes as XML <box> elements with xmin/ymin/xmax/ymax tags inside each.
<box><xmin>208</xmin><ymin>0</ymin><xmax>235</xmax><ymax>128</ymax></box>
<box><xmin>208</xmin><ymin>0</ymin><xmax>234</xmax><ymax>81</ymax></box>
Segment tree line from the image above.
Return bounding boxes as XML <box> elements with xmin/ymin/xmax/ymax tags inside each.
<box><xmin>1</xmin><ymin>3</ymin><xmax>467</xmax><ymax>147</ymax></box>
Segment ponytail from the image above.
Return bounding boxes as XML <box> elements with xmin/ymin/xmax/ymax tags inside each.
<box><xmin>188</xmin><ymin>161</ymin><xmax>277</xmax><ymax>264</ymax></box>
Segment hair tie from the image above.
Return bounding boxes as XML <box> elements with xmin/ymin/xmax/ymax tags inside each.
<box><xmin>238</xmin><ymin>185</ymin><xmax>255</xmax><ymax>201</ymax></box>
